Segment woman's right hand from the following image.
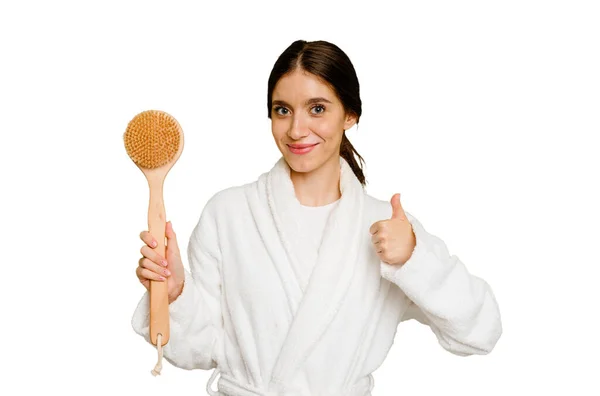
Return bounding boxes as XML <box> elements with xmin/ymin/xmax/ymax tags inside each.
<box><xmin>136</xmin><ymin>221</ymin><xmax>185</xmax><ymax>304</ymax></box>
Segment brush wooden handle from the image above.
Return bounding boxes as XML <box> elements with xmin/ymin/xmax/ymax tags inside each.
<box><xmin>148</xmin><ymin>174</ymin><xmax>169</xmax><ymax>346</ymax></box>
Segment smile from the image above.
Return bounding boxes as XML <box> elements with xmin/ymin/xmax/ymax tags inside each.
<box><xmin>287</xmin><ymin>143</ymin><xmax>318</xmax><ymax>155</ymax></box>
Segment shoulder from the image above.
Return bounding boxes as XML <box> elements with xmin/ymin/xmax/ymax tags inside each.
<box><xmin>190</xmin><ymin>184</ymin><xmax>250</xmax><ymax>240</ymax></box>
<box><xmin>202</xmin><ymin>183</ymin><xmax>250</xmax><ymax>217</ymax></box>
<box><xmin>202</xmin><ymin>170</ymin><xmax>269</xmax><ymax>218</ymax></box>
<box><xmin>198</xmin><ymin>165</ymin><xmax>271</xmax><ymax>221</ymax></box>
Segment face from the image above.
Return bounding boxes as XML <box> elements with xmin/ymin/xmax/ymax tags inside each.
<box><xmin>270</xmin><ymin>69</ymin><xmax>357</xmax><ymax>174</ymax></box>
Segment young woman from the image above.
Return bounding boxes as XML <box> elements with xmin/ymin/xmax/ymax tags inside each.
<box><xmin>132</xmin><ymin>39</ymin><xmax>502</xmax><ymax>396</ymax></box>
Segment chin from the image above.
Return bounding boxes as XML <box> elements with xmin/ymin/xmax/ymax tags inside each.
<box><xmin>280</xmin><ymin>152</ymin><xmax>317</xmax><ymax>173</ymax></box>
<box><xmin>284</xmin><ymin>156</ymin><xmax>315</xmax><ymax>173</ymax></box>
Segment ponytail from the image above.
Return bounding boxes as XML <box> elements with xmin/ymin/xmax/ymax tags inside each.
<box><xmin>340</xmin><ymin>131</ymin><xmax>366</xmax><ymax>187</ymax></box>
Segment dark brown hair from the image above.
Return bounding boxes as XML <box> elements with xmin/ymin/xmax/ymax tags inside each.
<box><xmin>266</xmin><ymin>39</ymin><xmax>367</xmax><ymax>186</ymax></box>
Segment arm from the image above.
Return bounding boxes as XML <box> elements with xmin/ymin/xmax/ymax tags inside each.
<box><xmin>131</xmin><ymin>202</ymin><xmax>223</xmax><ymax>370</ymax></box>
<box><xmin>381</xmin><ymin>212</ymin><xmax>502</xmax><ymax>356</ymax></box>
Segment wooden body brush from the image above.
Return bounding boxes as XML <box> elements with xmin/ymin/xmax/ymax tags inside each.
<box><xmin>123</xmin><ymin>109</ymin><xmax>184</xmax><ymax>375</ymax></box>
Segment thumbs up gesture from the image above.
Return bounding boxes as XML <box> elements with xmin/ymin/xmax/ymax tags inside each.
<box><xmin>369</xmin><ymin>193</ymin><xmax>416</xmax><ymax>266</ymax></box>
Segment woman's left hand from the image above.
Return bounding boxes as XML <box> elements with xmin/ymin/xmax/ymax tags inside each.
<box><xmin>369</xmin><ymin>193</ymin><xmax>416</xmax><ymax>266</ymax></box>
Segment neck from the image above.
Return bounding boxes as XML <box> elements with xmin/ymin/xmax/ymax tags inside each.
<box><xmin>290</xmin><ymin>156</ymin><xmax>341</xmax><ymax>207</ymax></box>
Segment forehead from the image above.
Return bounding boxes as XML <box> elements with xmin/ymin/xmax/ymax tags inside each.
<box><xmin>272</xmin><ymin>69</ymin><xmax>337</xmax><ymax>101</ymax></box>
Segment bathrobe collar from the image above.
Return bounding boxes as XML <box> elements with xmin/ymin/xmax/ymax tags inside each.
<box><xmin>256</xmin><ymin>155</ymin><xmax>366</xmax><ymax>389</ymax></box>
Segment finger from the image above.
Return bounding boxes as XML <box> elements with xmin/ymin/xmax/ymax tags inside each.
<box><xmin>371</xmin><ymin>232</ymin><xmax>385</xmax><ymax>244</ymax></box>
<box><xmin>139</xmin><ymin>257</ymin><xmax>171</xmax><ymax>278</ymax></box>
<box><xmin>140</xmin><ymin>230</ymin><xmax>158</xmax><ymax>248</ymax></box>
<box><xmin>369</xmin><ymin>221</ymin><xmax>383</xmax><ymax>235</ymax></box>
<box><xmin>376</xmin><ymin>241</ymin><xmax>386</xmax><ymax>254</ymax></box>
<box><xmin>165</xmin><ymin>221</ymin><xmax>179</xmax><ymax>253</ymax></box>
<box><xmin>140</xmin><ymin>245</ymin><xmax>168</xmax><ymax>267</ymax></box>
<box><xmin>135</xmin><ymin>266</ymin><xmax>145</xmax><ymax>283</ymax></box>
<box><xmin>137</xmin><ymin>266</ymin><xmax>166</xmax><ymax>282</ymax></box>
<box><xmin>136</xmin><ymin>266</ymin><xmax>151</xmax><ymax>283</ymax></box>
<box><xmin>390</xmin><ymin>193</ymin><xmax>406</xmax><ymax>220</ymax></box>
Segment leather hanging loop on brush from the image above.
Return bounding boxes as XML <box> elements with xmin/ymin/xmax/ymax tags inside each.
<box><xmin>123</xmin><ymin>109</ymin><xmax>184</xmax><ymax>375</ymax></box>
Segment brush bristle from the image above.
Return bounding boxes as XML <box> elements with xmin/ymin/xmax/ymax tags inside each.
<box><xmin>123</xmin><ymin>110</ymin><xmax>182</xmax><ymax>169</ymax></box>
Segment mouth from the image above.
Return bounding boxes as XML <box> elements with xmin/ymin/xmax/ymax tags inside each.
<box><xmin>287</xmin><ymin>143</ymin><xmax>319</xmax><ymax>154</ymax></box>
<box><xmin>288</xmin><ymin>143</ymin><xmax>318</xmax><ymax>149</ymax></box>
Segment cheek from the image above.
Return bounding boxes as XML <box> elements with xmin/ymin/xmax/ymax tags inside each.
<box><xmin>310</xmin><ymin>118</ymin><xmax>342</xmax><ymax>141</ymax></box>
<box><xmin>271</xmin><ymin>120</ymin><xmax>287</xmax><ymax>140</ymax></box>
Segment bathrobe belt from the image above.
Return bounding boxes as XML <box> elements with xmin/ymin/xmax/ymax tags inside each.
<box><xmin>206</xmin><ymin>368</ymin><xmax>374</xmax><ymax>396</ymax></box>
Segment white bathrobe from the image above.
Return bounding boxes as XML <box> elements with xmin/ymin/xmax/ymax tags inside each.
<box><xmin>131</xmin><ymin>156</ymin><xmax>502</xmax><ymax>396</ymax></box>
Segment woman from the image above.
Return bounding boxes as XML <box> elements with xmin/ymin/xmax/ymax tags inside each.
<box><xmin>132</xmin><ymin>39</ymin><xmax>502</xmax><ymax>396</ymax></box>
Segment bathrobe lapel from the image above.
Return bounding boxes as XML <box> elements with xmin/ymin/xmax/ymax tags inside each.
<box><xmin>244</xmin><ymin>167</ymin><xmax>304</xmax><ymax>320</ymax></box>
<box><xmin>262</xmin><ymin>156</ymin><xmax>366</xmax><ymax>388</ymax></box>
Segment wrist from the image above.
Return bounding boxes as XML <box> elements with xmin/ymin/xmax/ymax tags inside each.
<box><xmin>168</xmin><ymin>279</ymin><xmax>185</xmax><ymax>304</ymax></box>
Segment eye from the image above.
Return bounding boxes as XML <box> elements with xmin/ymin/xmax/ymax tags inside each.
<box><xmin>311</xmin><ymin>105</ymin><xmax>325</xmax><ymax>115</ymax></box>
<box><xmin>274</xmin><ymin>106</ymin><xmax>289</xmax><ymax>116</ymax></box>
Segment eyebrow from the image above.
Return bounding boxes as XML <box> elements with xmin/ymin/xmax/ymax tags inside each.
<box><xmin>272</xmin><ymin>97</ymin><xmax>332</xmax><ymax>108</ymax></box>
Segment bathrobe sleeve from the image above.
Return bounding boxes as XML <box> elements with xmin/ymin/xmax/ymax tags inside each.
<box><xmin>131</xmin><ymin>202</ymin><xmax>222</xmax><ymax>370</ymax></box>
<box><xmin>380</xmin><ymin>213</ymin><xmax>502</xmax><ymax>356</ymax></box>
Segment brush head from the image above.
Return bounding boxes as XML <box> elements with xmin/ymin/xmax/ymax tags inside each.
<box><xmin>123</xmin><ymin>110</ymin><xmax>183</xmax><ymax>169</ymax></box>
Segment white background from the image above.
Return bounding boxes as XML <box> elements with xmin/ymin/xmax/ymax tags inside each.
<box><xmin>1</xmin><ymin>0</ymin><xmax>598</xmax><ymax>394</ymax></box>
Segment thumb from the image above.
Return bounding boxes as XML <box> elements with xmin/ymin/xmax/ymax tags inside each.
<box><xmin>165</xmin><ymin>221</ymin><xmax>179</xmax><ymax>251</ymax></box>
<box><xmin>390</xmin><ymin>193</ymin><xmax>405</xmax><ymax>220</ymax></box>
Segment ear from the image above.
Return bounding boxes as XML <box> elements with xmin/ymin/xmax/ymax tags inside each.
<box><xmin>343</xmin><ymin>112</ymin><xmax>358</xmax><ymax>131</ymax></box>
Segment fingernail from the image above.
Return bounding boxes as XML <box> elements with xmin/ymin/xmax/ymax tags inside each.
<box><xmin>164</xmin><ymin>269</ymin><xmax>170</xmax><ymax>276</ymax></box>
<box><xmin>162</xmin><ymin>260</ymin><xmax>167</xmax><ymax>266</ymax></box>
<box><xmin>152</xmin><ymin>240</ymin><xmax>157</xmax><ymax>247</ymax></box>
<box><xmin>159</xmin><ymin>276</ymin><xmax>166</xmax><ymax>281</ymax></box>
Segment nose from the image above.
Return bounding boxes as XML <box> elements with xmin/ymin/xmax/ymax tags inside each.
<box><xmin>287</xmin><ymin>114</ymin><xmax>310</xmax><ymax>140</ymax></box>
